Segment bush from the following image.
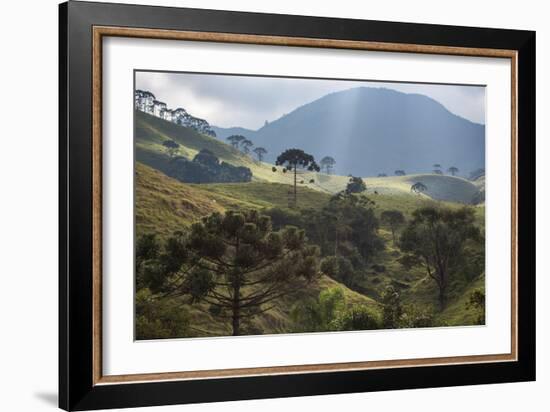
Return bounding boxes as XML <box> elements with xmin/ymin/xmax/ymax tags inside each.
<box><xmin>331</xmin><ymin>305</ymin><xmax>381</xmax><ymax>331</ymax></box>
<box><xmin>136</xmin><ymin>148</ymin><xmax>252</xmax><ymax>184</ymax></box>
<box><xmin>372</xmin><ymin>264</ymin><xmax>386</xmax><ymax>273</ymax></box>
<box><xmin>321</xmin><ymin>256</ymin><xmax>356</xmax><ymax>288</ymax></box>
<box><xmin>135</xmin><ymin>288</ymin><xmax>192</xmax><ymax>339</ymax></box>
<box><xmin>290</xmin><ymin>287</ymin><xmax>381</xmax><ymax>333</ymax></box>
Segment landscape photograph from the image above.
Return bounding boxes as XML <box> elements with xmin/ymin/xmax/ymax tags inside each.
<box><xmin>134</xmin><ymin>71</ymin><xmax>486</xmax><ymax>340</ymax></box>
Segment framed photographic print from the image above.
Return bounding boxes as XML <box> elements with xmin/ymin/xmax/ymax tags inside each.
<box><xmin>59</xmin><ymin>1</ymin><xmax>536</xmax><ymax>410</ymax></box>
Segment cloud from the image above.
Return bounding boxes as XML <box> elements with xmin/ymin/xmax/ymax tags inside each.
<box><xmin>135</xmin><ymin>71</ymin><xmax>485</xmax><ymax>129</ymax></box>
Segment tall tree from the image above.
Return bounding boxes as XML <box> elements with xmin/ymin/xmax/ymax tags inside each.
<box><xmin>162</xmin><ymin>139</ymin><xmax>180</xmax><ymax>158</ymax></box>
<box><xmin>253</xmin><ymin>147</ymin><xmax>267</xmax><ymax>162</ymax></box>
<box><xmin>394</xmin><ymin>170</ymin><xmax>406</xmax><ymax>176</ymax></box>
<box><xmin>381</xmin><ymin>210</ymin><xmax>406</xmax><ymax>243</ymax></box>
<box><xmin>226</xmin><ymin>134</ymin><xmax>245</xmax><ymax>149</ymax></box>
<box><xmin>275</xmin><ymin>149</ymin><xmax>320</xmax><ymax>207</ymax></box>
<box><xmin>139</xmin><ymin>210</ymin><xmax>320</xmax><ymax>336</ymax></box>
<box><xmin>447</xmin><ymin>166</ymin><xmax>459</xmax><ymax>176</ymax></box>
<box><xmin>399</xmin><ymin>207</ymin><xmax>481</xmax><ymax>309</ymax></box>
<box><xmin>320</xmin><ymin>156</ymin><xmax>336</xmax><ymax>174</ymax></box>
<box><xmin>241</xmin><ymin>138</ymin><xmax>253</xmax><ymax>155</ymax></box>
<box><xmin>433</xmin><ymin>163</ymin><xmax>442</xmax><ymax>169</ymax></box>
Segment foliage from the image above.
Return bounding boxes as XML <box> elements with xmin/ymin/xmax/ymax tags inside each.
<box><xmin>320</xmin><ymin>156</ymin><xmax>336</xmax><ymax>174</ymax></box>
<box><xmin>399</xmin><ymin>206</ymin><xmax>482</xmax><ymax>309</ymax></box>
<box><xmin>381</xmin><ymin>209</ymin><xmax>406</xmax><ymax>243</ymax></box>
<box><xmin>162</xmin><ymin>139</ymin><xmax>180</xmax><ymax>157</ymax></box>
<box><xmin>275</xmin><ymin>149</ymin><xmax>320</xmax><ymax>207</ymax></box>
<box><xmin>466</xmin><ymin>288</ymin><xmax>485</xmax><ymax>324</ymax></box>
<box><xmin>399</xmin><ymin>304</ymin><xmax>435</xmax><ymax>328</ymax></box>
<box><xmin>276</xmin><ymin>149</ymin><xmax>320</xmax><ymax>172</ymax></box>
<box><xmin>410</xmin><ymin>182</ymin><xmax>428</xmax><ymax>194</ymax></box>
<box><xmin>321</xmin><ymin>255</ymin><xmax>357</xmax><ymax>289</ymax></box>
<box><xmin>264</xmin><ymin>194</ymin><xmax>384</xmax><ymax>294</ymax></box>
<box><xmin>174</xmin><ymin>149</ymin><xmax>253</xmax><ymax>183</ymax></box>
<box><xmin>346</xmin><ymin>176</ymin><xmax>367</xmax><ymax>194</ymax></box>
<box><xmin>193</xmin><ymin>148</ymin><xmax>219</xmax><ymax>168</ymax></box>
<box><xmin>137</xmin><ymin>210</ymin><xmax>320</xmax><ymax>335</ymax></box>
<box><xmin>447</xmin><ymin>166</ymin><xmax>459</xmax><ymax>176</ymax></box>
<box><xmin>226</xmin><ymin>134</ymin><xmax>245</xmax><ymax>148</ymax></box>
<box><xmin>290</xmin><ymin>287</ymin><xmax>381</xmax><ymax>332</ymax></box>
<box><xmin>381</xmin><ymin>286</ymin><xmax>403</xmax><ymax>328</ymax></box>
<box><xmin>395</xmin><ymin>170</ymin><xmax>406</xmax><ymax>176</ymax></box>
<box><xmin>241</xmin><ymin>138</ymin><xmax>253</xmax><ymax>154</ymax></box>
<box><xmin>135</xmin><ymin>288</ymin><xmax>192</xmax><ymax>339</ymax></box>
<box><xmin>253</xmin><ymin>147</ymin><xmax>267</xmax><ymax>162</ymax></box>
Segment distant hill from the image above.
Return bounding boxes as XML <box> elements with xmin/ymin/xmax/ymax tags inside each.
<box><xmin>211</xmin><ymin>125</ymin><xmax>257</xmax><ymax>141</ymax></box>
<box><xmin>245</xmin><ymin>87</ymin><xmax>485</xmax><ymax>177</ymax></box>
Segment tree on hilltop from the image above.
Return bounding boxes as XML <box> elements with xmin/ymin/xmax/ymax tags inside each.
<box><xmin>253</xmin><ymin>147</ymin><xmax>267</xmax><ymax>162</ymax></box>
<box><xmin>448</xmin><ymin>166</ymin><xmax>459</xmax><ymax>176</ymax></box>
<box><xmin>345</xmin><ymin>176</ymin><xmax>367</xmax><ymax>194</ymax></box>
<box><xmin>226</xmin><ymin>135</ymin><xmax>245</xmax><ymax>149</ymax></box>
<box><xmin>320</xmin><ymin>156</ymin><xmax>336</xmax><ymax>175</ymax></box>
<box><xmin>241</xmin><ymin>138</ymin><xmax>253</xmax><ymax>155</ymax></box>
<box><xmin>275</xmin><ymin>149</ymin><xmax>320</xmax><ymax>207</ymax></box>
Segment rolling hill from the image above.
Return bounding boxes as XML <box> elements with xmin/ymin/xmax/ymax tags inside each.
<box><xmin>136</xmin><ymin>110</ymin><xmax>483</xmax><ymax>204</ymax></box>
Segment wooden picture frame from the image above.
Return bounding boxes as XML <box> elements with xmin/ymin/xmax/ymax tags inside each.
<box><xmin>59</xmin><ymin>1</ymin><xmax>535</xmax><ymax>410</ymax></box>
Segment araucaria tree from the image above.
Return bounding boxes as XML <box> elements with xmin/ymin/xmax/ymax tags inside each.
<box><xmin>399</xmin><ymin>207</ymin><xmax>481</xmax><ymax>309</ymax></box>
<box><xmin>448</xmin><ymin>166</ymin><xmax>459</xmax><ymax>176</ymax></box>
<box><xmin>226</xmin><ymin>134</ymin><xmax>245</xmax><ymax>149</ymax></box>
<box><xmin>253</xmin><ymin>147</ymin><xmax>267</xmax><ymax>162</ymax></box>
<box><xmin>381</xmin><ymin>210</ymin><xmax>406</xmax><ymax>244</ymax></box>
<box><xmin>162</xmin><ymin>139</ymin><xmax>180</xmax><ymax>158</ymax></box>
<box><xmin>320</xmin><ymin>156</ymin><xmax>336</xmax><ymax>174</ymax></box>
<box><xmin>241</xmin><ymin>139</ymin><xmax>253</xmax><ymax>155</ymax></box>
<box><xmin>275</xmin><ymin>149</ymin><xmax>320</xmax><ymax>207</ymax></box>
<box><xmin>140</xmin><ymin>210</ymin><xmax>320</xmax><ymax>336</ymax></box>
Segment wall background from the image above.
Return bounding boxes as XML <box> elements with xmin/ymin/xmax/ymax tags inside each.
<box><xmin>0</xmin><ymin>0</ymin><xmax>545</xmax><ymax>411</ymax></box>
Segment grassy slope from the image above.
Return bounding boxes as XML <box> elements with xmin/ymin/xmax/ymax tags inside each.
<box><xmin>136</xmin><ymin>110</ymin><xmax>481</xmax><ymax>203</ymax></box>
<box><xmin>135</xmin><ymin>111</ymin><xmax>485</xmax><ymax>331</ymax></box>
<box><xmin>136</xmin><ymin>162</ymin><xmax>330</xmax><ymax>236</ymax></box>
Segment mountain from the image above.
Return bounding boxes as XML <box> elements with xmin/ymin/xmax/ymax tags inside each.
<box><xmin>211</xmin><ymin>126</ymin><xmax>257</xmax><ymax>141</ymax></box>
<box><xmin>247</xmin><ymin>87</ymin><xmax>484</xmax><ymax>177</ymax></box>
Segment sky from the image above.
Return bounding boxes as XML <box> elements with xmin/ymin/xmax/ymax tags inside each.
<box><xmin>135</xmin><ymin>71</ymin><xmax>486</xmax><ymax>130</ymax></box>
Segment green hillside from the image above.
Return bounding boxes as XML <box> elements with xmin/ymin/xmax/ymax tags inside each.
<box><xmin>136</xmin><ymin>162</ymin><xmax>331</xmax><ymax>236</ymax></box>
<box><xmin>136</xmin><ymin>110</ymin><xmax>483</xmax><ymax>204</ymax></box>
<box><xmin>135</xmin><ymin>111</ymin><xmax>486</xmax><ymax>338</ymax></box>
